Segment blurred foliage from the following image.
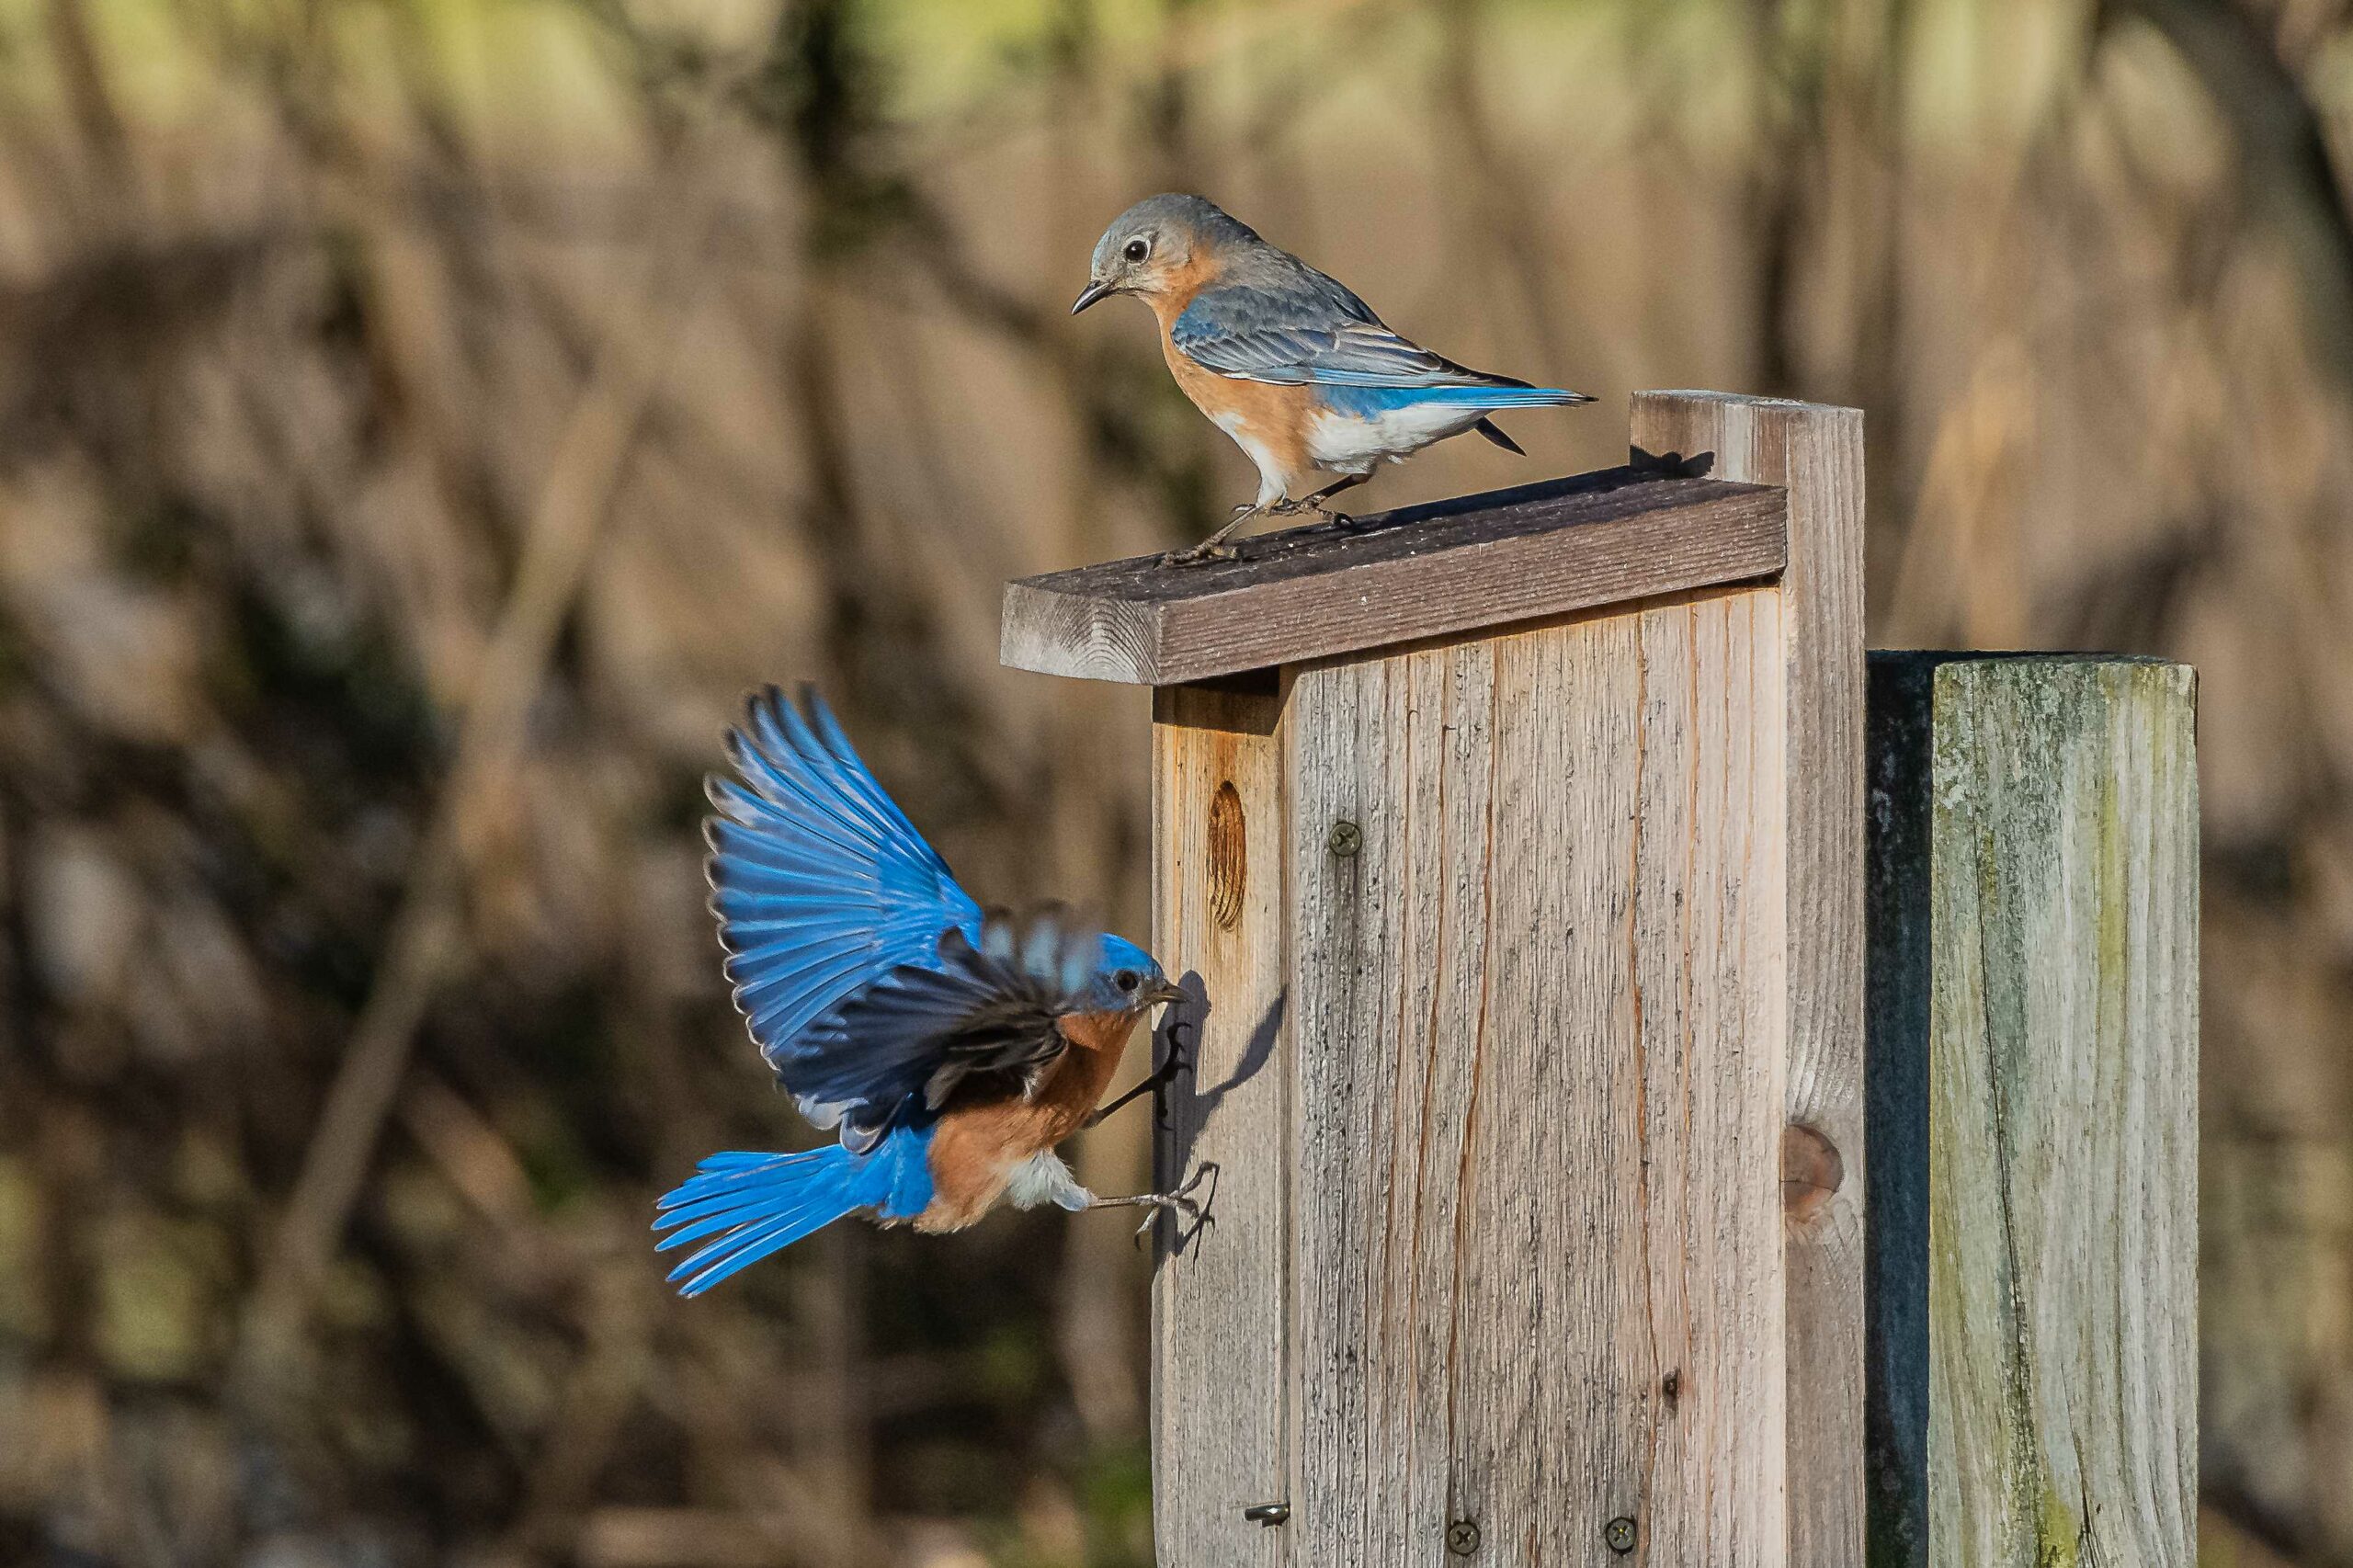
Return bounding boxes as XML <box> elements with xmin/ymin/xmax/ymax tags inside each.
<box><xmin>0</xmin><ymin>0</ymin><xmax>2351</xmax><ymax>1563</ymax></box>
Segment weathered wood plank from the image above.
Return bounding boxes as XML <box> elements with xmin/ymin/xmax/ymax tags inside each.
<box><xmin>1283</xmin><ymin>635</ymin><xmax>1498</xmax><ymax>1565</ymax></box>
<box><xmin>1002</xmin><ymin>472</ymin><xmax>1786</xmax><ymax>686</ymax></box>
<box><xmin>1864</xmin><ymin>654</ymin><xmax>2199</xmax><ymax>1567</ymax></box>
<box><xmin>1658</xmin><ymin>586</ymin><xmax>1790</xmax><ymax>1562</ymax></box>
<box><xmin>1151</xmin><ymin>682</ymin><xmax>1292</xmax><ymax>1568</ymax></box>
<box><xmin>1280</xmin><ymin>585</ymin><xmax>1787</xmax><ymax>1564</ymax></box>
<box><xmin>1631</xmin><ymin>391</ymin><xmax>1868</xmax><ymax>1568</ymax></box>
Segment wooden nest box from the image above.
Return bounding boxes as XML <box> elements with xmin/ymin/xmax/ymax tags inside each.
<box><xmin>1003</xmin><ymin>392</ymin><xmax>1866</xmax><ymax>1564</ymax></box>
<box><xmin>1000</xmin><ymin>390</ymin><xmax>2199</xmax><ymax>1567</ymax></box>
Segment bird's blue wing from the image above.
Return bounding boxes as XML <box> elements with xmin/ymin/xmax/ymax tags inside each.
<box><xmin>821</xmin><ymin>905</ymin><xmax>1105</xmax><ymax>1120</ymax></box>
<box><xmin>706</xmin><ymin>687</ymin><xmax>983</xmax><ymax>1143</ymax></box>
<box><xmin>1172</xmin><ymin>279</ymin><xmax>1519</xmax><ymax>390</ymax></box>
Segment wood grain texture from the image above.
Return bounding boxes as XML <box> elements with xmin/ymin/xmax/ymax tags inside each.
<box><xmin>1864</xmin><ymin>655</ymin><xmax>2199</xmax><ymax>1567</ymax></box>
<box><xmin>1631</xmin><ymin>391</ymin><xmax>1868</xmax><ymax>1568</ymax></box>
<box><xmin>1152</xmin><ymin>681</ymin><xmax>1293</xmax><ymax>1568</ymax></box>
<box><xmin>1279</xmin><ymin>586</ymin><xmax>1788</xmax><ymax>1565</ymax></box>
<box><xmin>1002</xmin><ymin>471</ymin><xmax>1785</xmax><ymax>686</ymax></box>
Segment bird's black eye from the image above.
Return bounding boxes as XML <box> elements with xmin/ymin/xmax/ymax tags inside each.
<box><xmin>1114</xmin><ymin>968</ymin><xmax>1140</xmax><ymax>993</ymax></box>
<box><xmin>1123</xmin><ymin>236</ymin><xmax>1149</xmax><ymax>263</ymax></box>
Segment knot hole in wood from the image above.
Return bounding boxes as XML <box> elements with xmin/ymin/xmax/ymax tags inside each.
<box><xmin>1780</xmin><ymin>1122</ymin><xmax>1844</xmax><ymax>1223</ymax></box>
<box><xmin>1208</xmin><ymin>781</ymin><xmax>1245</xmax><ymax>931</ymax></box>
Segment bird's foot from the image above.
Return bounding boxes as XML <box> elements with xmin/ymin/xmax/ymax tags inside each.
<box><xmin>1270</xmin><ymin>497</ymin><xmax>1356</xmax><ymax>528</ymax></box>
<box><xmin>1084</xmin><ymin>1019</ymin><xmax>1195</xmax><ymax>1130</ymax></box>
<box><xmin>1159</xmin><ymin>539</ymin><xmax>1239</xmax><ymax>567</ymax></box>
<box><xmin>1145</xmin><ymin>1019</ymin><xmax>1196</xmax><ymax>1128</ymax></box>
<box><xmin>1101</xmin><ymin>1162</ymin><xmax>1220</xmax><ymax>1247</ymax></box>
<box><xmin>1160</xmin><ymin>501</ymin><xmax>1267</xmax><ymax>566</ymax></box>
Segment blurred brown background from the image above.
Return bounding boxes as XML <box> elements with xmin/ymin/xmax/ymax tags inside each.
<box><xmin>0</xmin><ymin>0</ymin><xmax>2341</xmax><ymax>1562</ymax></box>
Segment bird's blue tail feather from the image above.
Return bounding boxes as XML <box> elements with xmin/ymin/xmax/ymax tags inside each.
<box><xmin>654</xmin><ymin>1130</ymin><xmax>933</xmax><ymax>1297</ymax></box>
<box><xmin>1392</xmin><ymin>384</ymin><xmax>1589</xmax><ymax>407</ymax></box>
<box><xmin>1319</xmin><ymin>382</ymin><xmax>1592</xmax><ymax>416</ymax></box>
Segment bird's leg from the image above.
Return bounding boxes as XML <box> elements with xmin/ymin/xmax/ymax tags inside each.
<box><xmin>1298</xmin><ymin>472</ymin><xmax>1370</xmax><ymax>524</ymax></box>
<box><xmin>1085</xmin><ymin>1019</ymin><xmax>1194</xmax><ymax>1129</ymax></box>
<box><xmin>1084</xmin><ymin>1162</ymin><xmax>1220</xmax><ymax>1244</ymax></box>
<box><xmin>1161</xmin><ymin>503</ymin><xmax>1265</xmax><ymax>566</ymax></box>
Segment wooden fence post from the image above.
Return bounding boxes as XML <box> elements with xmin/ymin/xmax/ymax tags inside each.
<box><xmin>1002</xmin><ymin>392</ymin><xmax>1867</xmax><ymax>1565</ymax></box>
<box><xmin>1864</xmin><ymin>654</ymin><xmax>2199</xmax><ymax>1566</ymax></box>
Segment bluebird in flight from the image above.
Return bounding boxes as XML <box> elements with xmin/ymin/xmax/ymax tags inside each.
<box><xmin>654</xmin><ymin>687</ymin><xmax>1205</xmax><ymax>1297</ymax></box>
<box><xmin>1073</xmin><ymin>193</ymin><xmax>1593</xmax><ymax>562</ymax></box>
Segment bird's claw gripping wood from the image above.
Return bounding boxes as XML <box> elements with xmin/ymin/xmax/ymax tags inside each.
<box><xmin>1266</xmin><ymin>498</ymin><xmax>1342</xmax><ymax>525</ymax></box>
<box><xmin>1127</xmin><ymin>1161</ymin><xmax>1219</xmax><ymax>1246</ymax></box>
<box><xmin>1083</xmin><ymin>1161</ymin><xmax>1220</xmax><ymax>1246</ymax></box>
<box><xmin>1162</xmin><ymin>506</ymin><xmax>1257</xmax><ymax>566</ymax></box>
<box><xmin>1160</xmin><ymin>540</ymin><xmax>1241</xmax><ymax>567</ymax></box>
<box><xmin>1085</xmin><ymin>1017</ymin><xmax>1195</xmax><ymax>1130</ymax></box>
<box><xmin>1270</xmin><ymin>474</ymin><xmax>1366</xmax><ymax>530</ymax></box>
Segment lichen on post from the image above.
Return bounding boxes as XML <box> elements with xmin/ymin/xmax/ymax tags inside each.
<box><xmin>1865</xmin><ymin>653</ymin><xmax>2199</xmax><ymax>1567</ymax></box>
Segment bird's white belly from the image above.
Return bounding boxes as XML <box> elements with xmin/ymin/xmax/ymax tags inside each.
<box><xmin>1005</xmin><ymin>1150</ymin><xmax>1089</xmax><ymax>1211</ymax></box>
<box><xmin>1306</xmin><ymin>403</ymin><xmax>1487</xmax><ymax>472</ymax></box>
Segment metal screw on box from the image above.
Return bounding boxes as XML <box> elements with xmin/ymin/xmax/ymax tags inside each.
<box><xmin>1447</xmin><ymin>1519</ymin><xmax>1481</xmax><ymax>1556</ymax></box>
<box><xmin>1605</xmin><ymin>1516</ymin><xmax>1637</xmax><ymax>1554</ymax></box>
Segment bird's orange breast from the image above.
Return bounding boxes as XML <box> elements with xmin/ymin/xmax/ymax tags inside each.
<box><xmin>1155</xmin><ymin>330</ymin><xmax>1317</xmax><ymax>487</ymax></box>
<box><xmin>914</xmin><ymin>1009</ymin><xmax>1145</xmax><ymax>1233</ymax></box>
<box><xmin>1142</xmin><ymin>261</ymin><xmax>1318</xmax><ymax>488</ymax></box>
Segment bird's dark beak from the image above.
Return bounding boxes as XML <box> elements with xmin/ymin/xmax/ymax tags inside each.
<box><xmin>1144</xmin><ymin>979</ymin><xmax>1187</xmax><ymax>1007</ymax></box>
<box><xmin>1071</xmin><ymin>278</ymin><xmax>1115</xmax><ymax>315</ymax></box>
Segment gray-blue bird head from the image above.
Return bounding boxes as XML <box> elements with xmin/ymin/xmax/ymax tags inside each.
<box><xmin>1073</xmin><ymin>193</ymin><xmax>1261</xmax><ymax>314</ymax></box>
<box><xmin>1084</xmin><ymin>933</ymin><xmax>1184</xmax><ymax>1014</ymax></box>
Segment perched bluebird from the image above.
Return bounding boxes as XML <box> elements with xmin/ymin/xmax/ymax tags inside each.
<box><xmin>1073</xmin><ymin>193</ymin><xmax>1594</xmax><ymax>562</ymax></box>
<box><xmin>654</xmin><ymin>687</ymin><xmax>1205</xmax><ymax>1297</ymax></box>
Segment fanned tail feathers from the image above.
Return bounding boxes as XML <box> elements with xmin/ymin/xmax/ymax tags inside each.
<box><xmin>654</xmin><ymin>1131</ymin><xmax>933</xmax><ymax>1297</ymax></box>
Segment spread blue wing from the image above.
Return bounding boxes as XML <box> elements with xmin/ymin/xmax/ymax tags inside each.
<box><xmin>825</xmin><ymin>905</ymin><xmax>1104</xmax><ymax>1117</ymax></box>
<box><xmin>706</xmin><ymin>687</ymin><xmax>983</xmax><ymax>1145</ymax></box>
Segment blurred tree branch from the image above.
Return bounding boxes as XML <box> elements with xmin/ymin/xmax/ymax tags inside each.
<box><xmin>230</xmin><ymin>137</ymin><xmax>722</xmax><ymax>1417</ymax></box>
